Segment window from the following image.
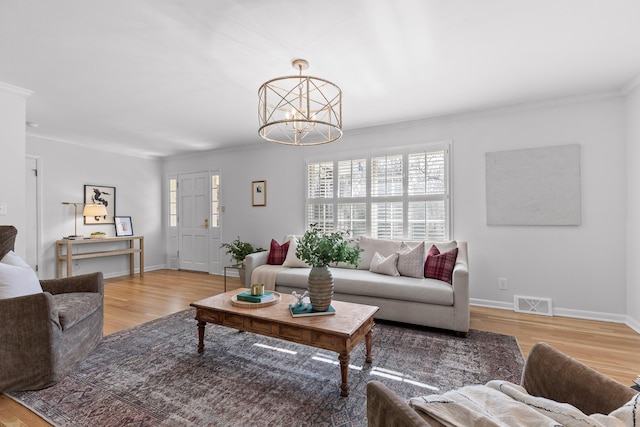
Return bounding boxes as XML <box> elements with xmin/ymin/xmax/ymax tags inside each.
<box><xmin>211</xmin><ymin>174</ymin><xmax>220</xmax><ymax>228</ymax></box>
<box><xmin>305</xmin><ymin>143</ymin><xmax>450</xmax><ymax>240</ymax></box>
<box><xmin>169</xmin><ymin>178</ymin><xmax>177</xmax><ymax>227</ymax></box>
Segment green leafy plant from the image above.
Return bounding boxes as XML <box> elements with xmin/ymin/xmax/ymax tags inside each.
<box><xmin>220</xmin><ymin>237</ymin><xmax>266</xmax><ymax>265</ymax></box>
<box><xmin>295</xmin><ymin>224</ymin><xmax>361</xmax><ymax>268</ymax></box>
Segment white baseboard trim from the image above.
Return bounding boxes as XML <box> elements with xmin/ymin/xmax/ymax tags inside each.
<box><xmin>471</xmin><ymin>298</ymin><xmax>628</xmax><ymax>325</ymax></box>
<box><xmin>626</xmin><ymin>316</ymin><xmax>640</xmax><ymax>334</ymax></box>
<box><xmin>471</xmin><ymin>298</ymin><xmax>513</xmax><ymax>311</ymax></box>
<box><xmin>102</xmin><ymin>264</ymin><xmax>165</xmax><ymax>279</ymax></box>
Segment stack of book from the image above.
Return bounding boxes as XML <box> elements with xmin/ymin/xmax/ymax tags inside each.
<box><xmin>289</xmin><ymin>304</ymin><xmax>336</xmax><ymax>317</ymax></box>
<box><xmin>236</xmin><ymin>291</ymin><xmax>275</xmax><ymax>303</ymax></box>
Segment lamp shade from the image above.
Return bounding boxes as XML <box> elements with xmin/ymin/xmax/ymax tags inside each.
<box><xmin>83</xmin><ymin>204</ymin><xmax>107</xmax><ymax>217</ymax></box>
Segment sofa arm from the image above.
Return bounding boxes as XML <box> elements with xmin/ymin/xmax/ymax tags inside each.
<box><xmin>451</xmin><ymin>240</ymin><xmax>469</xmax><ymax>333</ymax></box>
<box><xmin>367</xmin><ymin>381</ymin><xmax>433</xmax><ymax>427</ymax></box>
<box><xmin>40</xmin><ymin>272</ymin><xmax>104</xmax><ymax>295</ymax></box>
<box><xmin>244</xmin><ymin>251</ymin><xmax>269</xmax><ymax>287</ymax></box>
<box><xmin>522</xmin><ymin>342</ymin><xmax>637</xmax><ymax>415</ymax></box>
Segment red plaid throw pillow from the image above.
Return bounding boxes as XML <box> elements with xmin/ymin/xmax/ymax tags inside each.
<box><xmin>267</xmin><ymin>239</ymin><xmax>290</xmax><ymax>265</ymax></box>
<box><xmin>424</xmin><ymin>245</ymin><xmax>458</xmax><ymax>284</ymax></box>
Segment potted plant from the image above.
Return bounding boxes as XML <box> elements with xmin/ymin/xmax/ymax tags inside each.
<box><xmin>220</xmin><ymin>237</ymin><xmax>265</xmax><ymax>283</ymax></box>
<box><xmin>295</xmin><ymin>224</ymin><xmax>361</xmax><ymax>311</ymax></box>
<box><xmin>220</xmin><ymin>237</ymin><xmax>266</xmax><ymax>266</ymax></box>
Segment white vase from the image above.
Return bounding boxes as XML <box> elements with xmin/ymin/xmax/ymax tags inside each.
<box><xmin>307</xmin><ymin>265</ymin><xmax>334</xmax><ymax>312</ymax></box>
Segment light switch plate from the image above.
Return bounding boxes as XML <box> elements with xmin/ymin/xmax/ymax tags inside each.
<box><xmin>0</xmin><ymin>202</ymin><xmax>7</xmax><ymax>216</ymax></box>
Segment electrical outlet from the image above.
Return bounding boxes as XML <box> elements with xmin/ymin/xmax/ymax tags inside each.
<box><xmin>498</xmin><ymin>278</ymin><xmax>509</xmax><ymax>290</ymax></box>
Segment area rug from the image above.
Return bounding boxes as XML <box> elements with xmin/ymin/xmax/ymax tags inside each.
<box><xmin>8</xmin><ymin>309</ymin><xmax>524</xmax><ymax>426</ymax></box>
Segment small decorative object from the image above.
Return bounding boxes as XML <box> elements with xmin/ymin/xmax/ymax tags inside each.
<box><xmin>84</xmin><ymin>185</ymin><xmax>115</xmax><ymax>224</ymax></box>
<box><xmin>90</xmin><ymin>231</ymin><xmax>107</xmax><ymax>239</ymax></box>
<box><xmin>252</xmin><ymin>180</ymin><xmax>266</xmax><ymax>206</ymax></box>
<box><xmin>114</xmin><ymin>216</ymin><xmax>134</xmax><ymax>237</ymax></box>
<box><xmin>295</xmin><ymin>224</ymin><xmax>361</xmax><ymax>312</ymax></box>
<box><xmin>231</xmin><ymin>291</ymin><xmax>281</xmax><ymax>308</ymax></box>
<box><xmin>251</xmin><ymin>283</ymin><xmax>265</xmax><ymax>296</ymax></box>
<box><xmin>291</xmin><ymin>290</ymin><xmax>309</xmax><ymax>308</ymax></box>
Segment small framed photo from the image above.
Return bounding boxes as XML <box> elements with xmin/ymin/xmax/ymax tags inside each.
<box><xmin>84</xmin><ymin>184</ymin><xmax>115</xmax><ymax>224</ymax></box>
<box><xmin>114</xmin><ymin>216</ymin><xmax>134</xmax><ymax>237</ymax></box>
<box><xmin>252</xmin><ymin>180</ymin><xmax>266</xmax><ymax>206</ymax></box>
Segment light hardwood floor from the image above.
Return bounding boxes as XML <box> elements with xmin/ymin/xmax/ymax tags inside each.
<box><xmin>1</xmin><ymin>269</ymin><xmax>639</xmax><ymax>426</ymax></box>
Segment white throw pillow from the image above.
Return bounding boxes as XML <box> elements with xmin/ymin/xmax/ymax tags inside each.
<box><xmin>369</xmin><ymin>251</ymin><xmax>400</xmax><ymax>277</ymax></box>
<box><xmin>358</xmin><ymin>237</ymin><xmax>402</xmax><ymax>270</ymax></box>
<box><xmin>0</xmin><ymin>251</ymin><xmax>43</xmax><ymax>299</ymax></box>
<box><xmin>282</xmin><ymin>236</ymin><xmax>310</xmax><ymax>268</ymax></box>
<box><xmin>397</xmin><ymin>241</ymin><xmax>425</xmax><ymax>279</ymax></box>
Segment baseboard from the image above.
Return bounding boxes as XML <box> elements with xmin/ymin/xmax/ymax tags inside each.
<box><xmin>102</xmin><ymin>264</ymin><xmax>165</xmax><ymax>279</ymax></box>
<box><xmin>626</xmin><ymin>316</ymin><xmax>640</xmax><ymax>334</ymax></box>
<box><xmin>470</xmin><ymin>298</ymin><xmax>629</xmax><ymax>325</ymax></box>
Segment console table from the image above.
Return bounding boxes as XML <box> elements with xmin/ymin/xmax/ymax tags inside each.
<box><xmin>56</xmin><ymin>236</ymin><xmax>144</xmax><ymax>278</ymax></box>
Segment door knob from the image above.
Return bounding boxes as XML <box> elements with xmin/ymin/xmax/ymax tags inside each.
<box><xmin>202</xmin><ymin>218</ymin><xmax>209</xmax><ymax>229</ymax></box>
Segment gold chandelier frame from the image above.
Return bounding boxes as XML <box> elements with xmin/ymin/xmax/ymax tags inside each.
<box><xmin>258</xmin><ymin>59</ymin><xmax>342</xmax><ymax>146</ymax></box>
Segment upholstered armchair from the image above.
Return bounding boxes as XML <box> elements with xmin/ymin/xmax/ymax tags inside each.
<box><xmin>0</xmin><ymin>226</ymin><xmax>104</xmax><ymax>392</ymax></box>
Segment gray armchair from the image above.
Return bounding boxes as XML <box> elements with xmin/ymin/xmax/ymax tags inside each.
<box><xmin>0</xmin><ymin>226</ymin><xmax>104</xmax><ymax>392</ymax></box>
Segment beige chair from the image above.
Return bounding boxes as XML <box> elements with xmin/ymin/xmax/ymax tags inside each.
<box><xmin>0</xmin><ymin>226</ymin><xmax>104</xmax><ymax>392</ymax></box>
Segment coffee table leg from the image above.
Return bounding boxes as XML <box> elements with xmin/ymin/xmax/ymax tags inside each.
<box><xmin>339</xmin><ymin>353</ymin><xmax>350</xmax><ymax>397</ymax></box>
<box><xmin>197</xmin><ymin>321</ymin><xmax>206</xmax><ymax>353</ymax></box>
<box><xmin>365</xmin><ymin>329</ymin><xmax>373</xmax><ymax>363</ymax></box>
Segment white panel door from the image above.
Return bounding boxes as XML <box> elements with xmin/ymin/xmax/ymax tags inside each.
<box><xmin>179</xmin><ymin>171</ymin><xmax>209</xmax><ymax>272</ymax></box>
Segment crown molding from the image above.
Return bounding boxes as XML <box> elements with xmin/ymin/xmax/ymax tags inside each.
<box><xmin>0</xmin><ymin>81</ymin><xmax>33</xmax><ymax>98</ymax></box>
<box><xmin>621</xmin><ymin>73</ymin><xmax>640</xmax><ymax>96</ymax></box>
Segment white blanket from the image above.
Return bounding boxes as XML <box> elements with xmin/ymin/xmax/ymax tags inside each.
<box><xmin>409</xmin><ymin>380</ymin><xmax>639</xmax><ymax>427</ymax></box>
<box><xmin>250</xmin><ymin>264</ymin><xmax>287</xmax><ymax>291</ymax></box>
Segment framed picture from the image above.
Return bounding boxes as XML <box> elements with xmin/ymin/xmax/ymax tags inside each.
<box><xmin>84</xmin><ymin>185</ymin><xmax>115</xmax><ymax>224</ymax></box>
<box><xmin>114</xmin><ymin>216</ymin><xmax>134</xmax><ymax>236</ymax></box>
<box><xmin>252</xmin><ymin>180</ymin><xmax>266</xmax><ymax>206</ymax></box>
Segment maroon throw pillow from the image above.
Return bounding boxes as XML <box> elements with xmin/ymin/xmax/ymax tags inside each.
<box><xmin>267</xmin><ymin>239</ymin><xmax>290</xmax><ymax>265</ymax></box>
<box><xmin>424</xmin><ymin>245</ymin><xmax>458</xmax><ymax>284</ymax></box>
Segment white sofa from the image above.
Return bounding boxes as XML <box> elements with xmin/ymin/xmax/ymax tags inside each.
<box><xmin>244</xmin><ymin>238</ymin><xmax>469</xmax><ymax>335</ymax></box>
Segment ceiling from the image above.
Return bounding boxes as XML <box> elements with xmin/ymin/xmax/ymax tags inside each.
<box><xmin>2</xmin><ymin>0</ymin><xmax>640</xmax><ymax>158</ymax></box>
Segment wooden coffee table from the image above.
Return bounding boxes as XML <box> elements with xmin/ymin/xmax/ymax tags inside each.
<box><xmin>190</xmin><ymin>289</ymin><xmax>379</xmax><ymax>397</ymax></box>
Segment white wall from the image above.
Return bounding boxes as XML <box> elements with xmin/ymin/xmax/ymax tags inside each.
<box><xmin>164</xmin><ymin>94</ymin><xmax>628</xmax><ymax>321</ymax></box>
<box><xmin>26</xmin><ymin>135</ymin><xmax>164</xmax><ymax>279</ymax></box>
<box><xmin>0</xmin><ymin>82</ymin><xmax>31</xmax><ymax>255</ymax></box>
<box><xmin>625</xmin><ymin>81</ymin><xmax>640</xmax><ymax>331</ymax></box>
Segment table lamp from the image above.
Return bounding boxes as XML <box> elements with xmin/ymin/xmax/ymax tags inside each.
<box><xmin>62</xmin><ymin>202</ymin><xmax>108</xmax><ymax>238</ymax></box>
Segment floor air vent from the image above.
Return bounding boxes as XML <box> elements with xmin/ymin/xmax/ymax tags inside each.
<box><xmin>513</xmin><ymin>295</ymin><xmax>553</xmax><ymax>316</ymax></box>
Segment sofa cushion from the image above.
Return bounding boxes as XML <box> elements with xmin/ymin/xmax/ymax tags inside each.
<box><xmin>397</xmin><ymin>242</ymin><xmax>425</xmax><ymax>279</ymax></box>
<box><xmin>52</xmin><ymin>292</ymin><xmax>103</xmax><ymax>330</ymax></box>
<box><xmin>0</xmin><ymin>251</ymin><xmax>43</xmax><ymax>299</ymax></box>
<box><xmin>358</xmin><ymin>237</ymin><xmax>402</xmax><ymax>270</ymax></box>
<box><xmin>282</xmin><ymin>236</ymin><xmax>310</xmax><ymax>268</ymax></box>
<box><xmin>369</xmin><ymin>252</ymin><xmax>400</xmax><ymax>276</ymax></box>
<box><xmin>358</xmin><ymin>237</ymin><xmax>458</xmax><ymax>270</ymax></box>
<box><xmin>276</xmin><ymin>268</ymin><xmax>454</xmax><ymax>306</ymax></box>
<box><xmin>425</xmin><ymin>245</ymin><xmax>458</xmax><ymax>284</ymax></box>
<box><xmin>267</xmin><ymin>239</ymin><xmax>289</xmax><ymax>265</ymax></box>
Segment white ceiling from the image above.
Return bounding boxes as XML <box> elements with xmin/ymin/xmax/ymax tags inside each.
<box><xmin>2</xmin><ymin>0</ymin><xmax>640</xmax><ymax>158</ymax></box>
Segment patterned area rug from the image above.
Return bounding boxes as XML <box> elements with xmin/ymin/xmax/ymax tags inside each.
<box><xmin>8</xmin><ymin>309</ymin><xmax>524</xmax><ymax>426</ymax></box>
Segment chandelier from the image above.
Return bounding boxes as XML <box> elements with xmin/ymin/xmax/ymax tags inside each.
<box><xmin>258</xmin><ymin>59</ymin><xmax>342</xmax><ymax>146</ymax></box>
